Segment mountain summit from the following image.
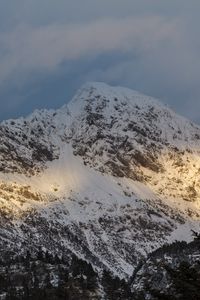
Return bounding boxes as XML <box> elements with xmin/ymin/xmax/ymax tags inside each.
<box><xmin>0</xmin><ymin>82</ymin><xmax>200</xmax><ymax>277</ymax></box>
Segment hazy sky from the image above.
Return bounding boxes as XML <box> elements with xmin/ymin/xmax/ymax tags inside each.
<box><xmin>0</xmin><ymin>1</ymin><xmax>200</xmax><ymax>123</ymax></box>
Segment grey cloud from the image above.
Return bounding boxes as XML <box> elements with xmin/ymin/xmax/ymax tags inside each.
<box><xmin>0</xmin><ymin>1</ymin><xmax>200</xmax><ymax>123</ymax></box>
<box><xmin>0</xmin><ymin>1</ymin><xmax>180</xmax><ymax>28</ymax></box>
<box><xmin>0</xmin><ymin>16</ymin><xmax>178</xmax><ymax>83</ymax></box>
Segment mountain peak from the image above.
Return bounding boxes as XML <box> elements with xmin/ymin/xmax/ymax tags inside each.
<box><xmin>65</xmin><ymin>81</ymin><xmax>200</xmax><ymax>203</ymax></box>
<box><xmin>69</xmin><ymin>81</ymin><xmax>161</xmax><ymax>108</ymax></box>
<box><xmin>67</xmin><ymin>81</ymin><xmax>200</xmax><ymax>148</ymax></box>
<box><xmin>0</xmin><ymin>81</ymin><xmax>200</xmax><ymax>279</ymax></box>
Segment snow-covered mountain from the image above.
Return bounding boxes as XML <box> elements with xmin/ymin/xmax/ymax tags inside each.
<box><xmin>0</xmin><ymin>82</ymin><xmax>200</xmax><ymax>277</ymax></box>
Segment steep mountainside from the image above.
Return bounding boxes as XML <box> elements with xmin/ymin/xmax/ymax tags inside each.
<box><xmin>132</xmin><ymin>237</ymin><xmax>200</xmax><ymax>300</ymax></box>
<box><xmin>0</xmin><ymin>82</ymin><xmax>199</xmax><ymax>279</ymax></box>
<box><xmin>1</xmin><ymin>238</ymin><xmax>199</xmax><ymax>300</ymax></box>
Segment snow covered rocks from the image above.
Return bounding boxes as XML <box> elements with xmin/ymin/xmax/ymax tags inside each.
<box><xmin>0</xmin><ymin>82</ymin><xmax>200</xmax><ymax>277</ymax></box>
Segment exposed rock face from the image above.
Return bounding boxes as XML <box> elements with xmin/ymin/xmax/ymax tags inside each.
<box><xmin>0</xmin><ymin>82</ymin><xmax>199</xmax><ymax>279</ymax></box>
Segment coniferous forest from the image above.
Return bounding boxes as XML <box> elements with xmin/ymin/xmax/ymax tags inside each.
<box><xmin>0</xmin><ymin>235</ymin><xmax>200</xmax><ymax>300</ymax></box>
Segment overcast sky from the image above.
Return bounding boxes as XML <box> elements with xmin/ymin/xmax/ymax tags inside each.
<box><xmin>0</xmin><ymin>1</ymin><xmax>200</xmax><ymax>123</ymax></box>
